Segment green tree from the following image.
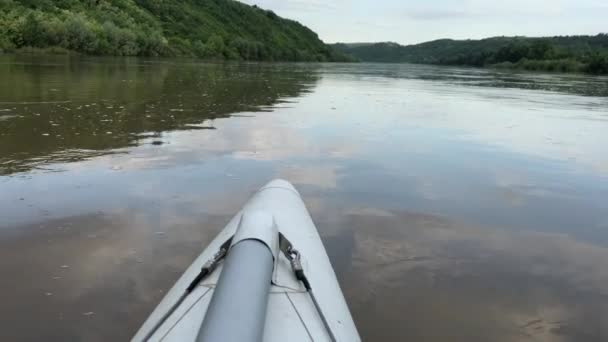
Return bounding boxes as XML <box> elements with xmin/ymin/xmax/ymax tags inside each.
<box><xmin>64</xmin><ymin>15</ymin><xmax>97</xmax><ymax>52</ymax></box>
<box><xmin>206</xmin><ymin>34</ymin><xmax>226</xmax><ymax>59</ymax></box>
<box><xmin>192</xmin><ymin>40</ymin><xmax>209</xmax><ymax>58</ymax></box>
<box><xmin>20</xmin><ymin>13</ymin><xmax>46</xmax><ymax>47</ymax></box>
<box><xmin>44</xmin><ymin>18</ymin><xmax>67</xmax><ymax>46</ymax></box>
<box><xmin>0</xmin><ymin>0</ymin><xmax>354</xmax><ymax>61</ymax></box>
<box><xmin>586</xmin><ymin>53</ymin><xmax>608</xmax><ymax>74</ymax></box>
<box><xmin>528</xmin><ymin>40</ymin><xmax>555</xmax><ymax>60</ymax></box>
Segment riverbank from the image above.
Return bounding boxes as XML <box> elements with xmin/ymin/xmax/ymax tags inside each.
<box><xmin>332</xmin><ymin>35</ymin><xmax>608</xmax><ymax>75</ymax></box>
<box><xmin>0</xmin><ymin>0</ymin><xmax>353</xmax><ymax>62</ymax></box>
<box><xmin>492</xmin><ymin>57</ymin><xmax>608</xmax><ymax>75</ymax></box>
<box><xmin>0</xmin><ymin>46</ymin><xmax>74</xmax><ymax>55</ymax></box>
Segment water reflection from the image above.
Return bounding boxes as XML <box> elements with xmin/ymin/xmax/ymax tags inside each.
<box><xmin>0</xmin><ymin>212</ymin><xmax>231</xmax><ymax>342</ymax></box>
<box><xmin>0</xmin><ymin>55</ymin><xmax>319</xmax><ymax>175</ymax></box>
<box><xmin>325</xmin><ymin>209</ymin><xmax>608</xmax><ymax>342</ymax></box>
<box><xmin>321</xmin><ymin>63</ymin><xmax>608</xmax><ymax>97</ymax></box>
<box><xmin>1</xmin><ymin>56</ymin><xmax>608</xmax><ymax>342</ymax></box>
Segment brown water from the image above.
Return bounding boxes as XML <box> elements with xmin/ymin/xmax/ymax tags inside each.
<box><xmin>1</xmin><ymin>55</ymin><xmax>608</xmax><ymax>341</ymax></box>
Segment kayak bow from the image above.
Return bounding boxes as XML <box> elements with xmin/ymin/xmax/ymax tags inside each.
<box><xmin>132</xmin><ymin>179</ymin><xmax>360</xmax><ymax>342</ymax></box>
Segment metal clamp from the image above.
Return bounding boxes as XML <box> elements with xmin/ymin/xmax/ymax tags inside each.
<box><xmin>278</xmin><ymin>233</ymin><xmax>335</xmax><ymax>341</ymax></box>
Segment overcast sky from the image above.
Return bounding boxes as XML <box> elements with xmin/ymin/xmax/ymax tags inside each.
<box><xmin>240</xmin><ymin>0</ymin><xmax>608</xmax><ymax>45</ymax></box>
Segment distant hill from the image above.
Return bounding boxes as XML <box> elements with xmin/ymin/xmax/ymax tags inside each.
<box><xmin>332</xmin><ymin>35</ymin><xmax>608</xmax><ymax>74</ymax></box>
<box><xmin>0</xmin><ymin>0</ymin><xmax>353</xmax><ymax>61</ymax></box>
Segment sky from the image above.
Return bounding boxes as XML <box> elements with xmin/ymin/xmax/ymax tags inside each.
<box><xmin>240</xmin><ymin>0</ymin><xmax>608</xmax><ymax>45</ymax></box>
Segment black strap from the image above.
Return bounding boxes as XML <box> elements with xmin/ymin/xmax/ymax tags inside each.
<box><xmin>186</xmin><ymin>237</ymin><xmax>233</xmax><ymax>293</ymax></box>
<box><xmin>143</xmin><ymin>236</ymin><xmax>233</xmax><ymax>341</ymax></box>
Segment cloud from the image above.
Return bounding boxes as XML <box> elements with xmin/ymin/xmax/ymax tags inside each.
<box><xmin>276</xmin><ymin>164</ymin><xmax>341</xmax><ymax>189</ymax></box>
<box><xmin>404</xmin><ymin>9</ymin><xmax>475</xmax><ymax>21</ymax></box>
<box><xmin>403</xmin><ymin>0</ymin><xmax>568</xmax><ymax>21</ymax></box>
<box><xmin>238</xmin><ymin>0</ymin><xmax>608</xmax><ymax>44</ymax></box>
<box><xmin>240</xmin><ymin>0</ymin><xmax>339</xmax><ymax>13</ymax></box>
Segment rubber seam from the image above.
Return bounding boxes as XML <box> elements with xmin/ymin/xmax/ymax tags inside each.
<box><xmin>271</xmin><ymin>283</ymin><xmax>307</xmax><ymax>293</ymax></box>
<box><xmin>158</xmin><ymin>288</ymin><xmax>211</xmax><ymax>341</ymax></box>
<box><xmin>285</xmin><ymin>292</ymin><xmax>314</xmax><ymax>342</ymax></box>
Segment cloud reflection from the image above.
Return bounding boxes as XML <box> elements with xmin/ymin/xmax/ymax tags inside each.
<box><xmin>327</xmin><ymin>209</ymin><xmax>608</xmax><ymax>341</ymax></box>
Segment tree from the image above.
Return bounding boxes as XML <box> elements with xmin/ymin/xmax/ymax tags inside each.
<box><xmin>64</xmin><ymin>15</ymin><xmax>97</xmax><ymax>52</ymax></box>
<box><xmin>586</xmin><ymin>53</ymin><xmax>608</xmax><ymax>74</ymax></box>
<box><xmin>495</xmin><ymin>42</ymin><xmax>529</xmax><ymax>63</ymax></box>
<box><xmin>528</xmin><ymin>40</ymin><xmax>555</xmax><ymax>60</ymax></box>
<box><xmin>0</xmin><ymin>0</ymin><xmax>351</xmax><ymax>61</ymax></box>
<box><xmin>206</xmin><ymin>34</ymin><xmax>226</xmax><ymax>58</ymax></box>
<box><xmin>21</xmin><ymin>13</ymin><xmax>45</xmax><ymax>47</ymax></box>
<box><xmin>193</xmin><ymin>40</ymin><xmax>209</xmax><ymax>58</ymax></box>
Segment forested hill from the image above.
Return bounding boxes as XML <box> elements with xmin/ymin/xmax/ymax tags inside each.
<box><xmin>332</xmin><ymin>35</ymin><xmax>608</xmax><ymax>74</ymax></box>
<box><xmin>0</xmin><ymin>0</ymin><xmax>353</xmax><ymax>61</ymax></box>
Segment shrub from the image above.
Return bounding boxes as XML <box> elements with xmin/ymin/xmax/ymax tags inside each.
<box><xmin>586</xmin><ymin>53</ymin><xmax>608</xmax><ymax>74</ymax></box>
<box><xmin>64</xmin><ymin>15</ymin><xmax>97</xmax><ymax>53</ymax></box>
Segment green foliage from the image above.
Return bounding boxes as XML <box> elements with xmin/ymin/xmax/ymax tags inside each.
<box><xmin>585</xmin><ymin>53</ymin><xmax>608</xmax><ymax>74</ymax></box>
<box><xmin>333</xmin><ymin>35</ymin><xmax>608</xmax><ymax>74</ymax></box>
<box><xmin>20</xmin><ymin>13</ymin><xmax>45</xmax><ymax>47</ymax></box>
<box><xmin>494</xmin><ymin>58</ymin><xmax>585</xmax><ymax>73</ymax></box>
<box><xmin>206</xmin><ymin>34</ymin><xmax>227</xmax><ymax>58</ymax></box>
<box><xmin>0</xmin><ymin>0</ymin><xmax>349</xmax><ymax>61</ymax></box>
<box><xmin>64</xmin><ymin>15</ymin><xmax>97</xmax><ymax>53</ymax></box>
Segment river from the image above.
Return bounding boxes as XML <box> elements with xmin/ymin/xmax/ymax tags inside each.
<box><xmin>1</xmin><ymin>55</ymin><xmax>608</xmax><ymax>341</ymax></box>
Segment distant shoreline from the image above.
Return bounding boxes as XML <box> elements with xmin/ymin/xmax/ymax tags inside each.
<box><xmin>332</xmin><ymin>35</ymin><xmax>608</xmax><ymax>75</ymax></box>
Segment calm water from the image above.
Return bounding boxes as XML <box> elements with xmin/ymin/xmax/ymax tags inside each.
<box><xmin>1</xmin><ymin>55</ymin><xmax>608</xmax><ymax>341</ymax></box>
